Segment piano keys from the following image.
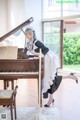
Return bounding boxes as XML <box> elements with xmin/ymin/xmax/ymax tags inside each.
<box><xmin>0</xmin><ymin>59</ymin><xmax>44</xmax><ymax>80</ymax></box>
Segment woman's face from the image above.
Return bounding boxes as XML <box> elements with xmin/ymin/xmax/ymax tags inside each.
<box><xmin>25</xmin><ymin>33</ymin><xmax>32</xmax><ymax>41</ymax></box>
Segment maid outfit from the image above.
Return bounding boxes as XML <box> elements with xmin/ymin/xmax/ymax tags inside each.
<box><xmin>26</xmin><ymin>39</ymin><xmax>62</xmax><ymax>98</ymax></box>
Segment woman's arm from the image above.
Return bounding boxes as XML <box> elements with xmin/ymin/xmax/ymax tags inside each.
<box><xmin>35</xmin><ymin>41</ymin><xmax>49</xmax><ymax>55</ymax></box>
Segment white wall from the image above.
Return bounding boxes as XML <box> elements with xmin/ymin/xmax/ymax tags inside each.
<box><xmin>24</xmin><ymin>0</ymin><xmax>42</xmax><ymax>40</ymax></box>
<box><xmin>0</xmin><ymin>0</ymin><xmax>25</xmax><ymax>35</ymax></box>
<box><xmin>0</xmin><ymin>0</ymin><xmax>42</xmax><ymax>47</ymax></box>
<box><xmin>0</xmin><ymin>0</ymin><xmax>26</xmax><ymax>47</ymax></box>
<box><xmin>64</xmin><ymin>22</ymin><xmax>80</xmax><ymax>33</ymax></box>
<box><xmin>0</xmin><ymin>0</ymin><xmax>7</xmax><ymax>36</ymax></box>
<box><xmin>65</xmin><ymin>23</ymin><xmax>80</xmax><ymax>33</ymax></box>
<box><xmin>7</xmin><ymin>0</ymin><xmax>25</xmax><ymax>30</ymax></box>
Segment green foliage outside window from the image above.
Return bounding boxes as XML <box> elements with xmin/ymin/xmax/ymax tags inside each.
<box><xmin>63</xmin><ymin>33</ymin><xmax>80</xmax><ymax>65</ymax></box>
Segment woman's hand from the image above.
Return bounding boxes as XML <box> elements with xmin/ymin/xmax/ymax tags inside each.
<box><xmin>33</xmin><ymin>56</ymin><xmax>39</xmax><ymax>59</ymax></box>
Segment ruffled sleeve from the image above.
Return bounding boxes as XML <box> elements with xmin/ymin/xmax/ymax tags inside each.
<box><xmin>34</xmin><ymin>41</ymin><xmax>49</xmax><ymax>55</ymax></box>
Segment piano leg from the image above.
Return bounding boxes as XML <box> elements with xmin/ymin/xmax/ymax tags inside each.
<box><xmin>4</xmin><ymin>79</ymin><xmax>15</xmax><ymax>90</ymax></box>
<box><xmin>11</xmin><ymin>79</ymin><xmax>18</xmax><ymax>90</ymax></box>
<box><xmin>4</xmin><ymin>80</ymin><xmax>7</xmax><ymax>89</ymax></box>
<box><xmin>7</xmin><ymin>80</ymin><xmax>9</xmax><ymax>87</ymax></box>
<box><xmin>11</xmin><ymin>80</ymin><xmax>14</xmax><ymax>90</ymax></box>
<box><xmin>4</xmin><ymin>80</ymin><xmax>10</xmax><ymax>89</ymax></box>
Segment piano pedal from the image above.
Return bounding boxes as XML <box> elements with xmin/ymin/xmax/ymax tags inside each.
<box><xmin>3</xmin><ymin>105</ymin><xmax>9</xmax><ymax>107</ymax></box>
<box><xmin>3</xmin><ymin>105</ymin><xmax>6</xmax><ymax>107</ymax></box>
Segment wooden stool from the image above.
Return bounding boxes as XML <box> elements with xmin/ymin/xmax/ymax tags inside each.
<box><xmin>0</xmin><ymin>86</ymin><xmax>18</xmax><ymax>120</ymax></box>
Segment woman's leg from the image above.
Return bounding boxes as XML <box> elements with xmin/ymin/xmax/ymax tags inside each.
<box><xmin>46</xmin><ymin>94</ymin><xmax>54</xmax><ymax>106</ymax></box>
<box><xmin>44</xmin><ymin>73</ymin><xmax>78</xmax><ymax>107</ymax></box>
<box><xmin>62</xmin><ymin>73</ymin><xmax>78</xmax><ymax>83</ymax></box>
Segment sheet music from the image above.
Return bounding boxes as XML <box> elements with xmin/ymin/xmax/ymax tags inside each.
<box><xmin>0</xmin><ymin>46</ymin><xmax>18</xmax><ymax>59</ymax></box>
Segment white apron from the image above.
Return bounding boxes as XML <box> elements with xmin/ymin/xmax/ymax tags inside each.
<box><xmin>26</xmin><ymin>40</ymin><xmax>59</xmax><ymax>93</ymax></box>
<box><xmin>42</xmin><ymin>50</ymin><xmax>59</xmax><ymax>93</ymax></box>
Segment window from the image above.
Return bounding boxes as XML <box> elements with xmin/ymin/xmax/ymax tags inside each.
<box><xmin>43</xmin><ymin>0</ymin><xmax>80</xmax><ymax>19</ymax></box>
<box><xmin>43</xmin><ymin>0</ymin><xmax>61</xmax><ymax>18</ymax></box>
<box><xmin>42</xmin><ymin>20</ymin><xmax>63</xmax><ymax>67</ymax></box>
<box><xmin>48</xmin><ymin>0</ymin><xmax>54</xmax><ymax>7</ymax></box>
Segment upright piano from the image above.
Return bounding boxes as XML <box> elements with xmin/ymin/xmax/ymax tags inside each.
<box><xmin>0</xmin><ymin>17</ymin><xmax>44</xmax><ymax>90</ymax></box>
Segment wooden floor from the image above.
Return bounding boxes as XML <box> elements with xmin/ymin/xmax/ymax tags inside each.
<box><xmin>0</xmin><ymin>71</ymin><xmax>80</xmax><ymax>120</ymax></box>
<box><xmin>0</xmin><ymin>70</ymin><xmax>80</xmax><ymax>108</ymax></box>
<box><xmin>16</xmin><ymin>78</ymin><xmax>39</xmax><ymax>107</ymax></box>
<box><xmin>0</xmin><ymin>79</ymin><xmax>40</xmax><ymax>107</ymax></box>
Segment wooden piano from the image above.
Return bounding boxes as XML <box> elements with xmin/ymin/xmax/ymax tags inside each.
<box><xmin>0</xmin><ymin>17</ymin><xmax>44</xmax><ymax>90</ymax></box>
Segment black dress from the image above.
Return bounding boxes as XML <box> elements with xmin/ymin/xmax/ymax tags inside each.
<box><xmin>26</xmin><ymin>39</ymin><xmax>62</xmax><ymax>99</ymax></box>
<box><xmin>43</xmin><ymin>75</ymin><xmax>62</xmax><ymax>98</ymax></box>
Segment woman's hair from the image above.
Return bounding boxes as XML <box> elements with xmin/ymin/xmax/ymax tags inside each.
<box><xmin>25</xmin><ymin>28</ymin><xmax>33</xmax><ymax>36</ymax></box>
<box><xmin>25</xmin><ymin>28</ymin><xmax>36</xmax><ymax>41</ymax></box>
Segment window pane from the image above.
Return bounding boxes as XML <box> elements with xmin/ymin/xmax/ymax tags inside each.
<box><xmin>43</xmin><ymin>0</ymin><xmax>61</xmax><ymax>19</ymax></box>
<box><xmin>43</xmin><ymin>0</ymin><xmax>80</xmax><ymax>18</ymax></box>
<box><xmin>63</xmin><ymin>2</ymin><xmax>80</xmax><ymax>16</ymax></box>
<box><xmin>43</xmin><ymin>21</ymin><xmax>60</xmax><ymax>65</ymax></box>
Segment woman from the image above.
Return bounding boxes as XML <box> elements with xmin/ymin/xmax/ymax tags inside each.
<box><xmin>24</xmin><ymin>28</ymin><xmax>78</xmax><ymax>107</ymax></box>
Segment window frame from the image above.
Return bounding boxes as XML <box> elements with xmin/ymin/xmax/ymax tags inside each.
<box><xmin>42</xmin><ymin>19</ymin><xmax>63</xmax><ymax>68</ymax></box>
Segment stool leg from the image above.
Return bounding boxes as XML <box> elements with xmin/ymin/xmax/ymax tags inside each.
<box><xmin>11</xmin><ymin>80</ymin><xmax>14</xmax><ymax>90</ymax></box>
<box><xmin>10</xmin><ymin>104</ymin><xmax>13</xmax><ymax>120</ymax></box>
<box><xmin>14</xmin><ymin>97</ymin><xmax>17</xmax><ymax>119</ymax></box>
<box><xmin>4</xmin><ymin>80</ymin><xmax>7</xmax><ymax>89</ymax></box>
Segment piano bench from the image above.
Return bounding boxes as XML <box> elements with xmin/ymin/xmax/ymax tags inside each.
<box><xmin>0</xmin><ymin>86</ymin><xmax>18</xmax><ymax>120</ymax></box>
